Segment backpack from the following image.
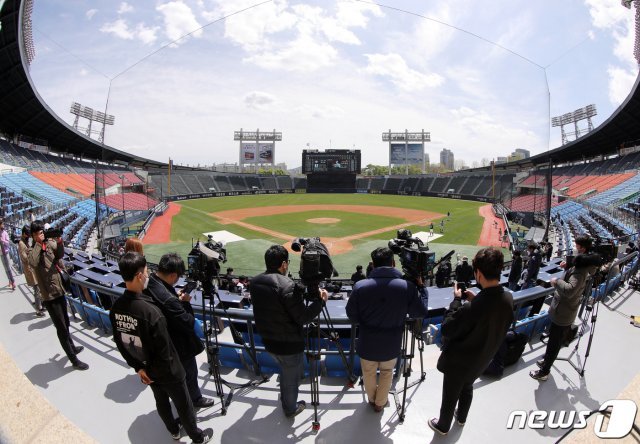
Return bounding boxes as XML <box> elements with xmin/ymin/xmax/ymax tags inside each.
<box><xmin>483</xmin><ymin>330</ymin><xmax>528</xmax><ymax>377</ymax></box>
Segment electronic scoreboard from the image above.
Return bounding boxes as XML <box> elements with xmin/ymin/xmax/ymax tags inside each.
<box><xmin>302</xmin><ymin>149</ymin><xmax>361</xmax><ymax>174</ymax></box>
<box><xmin>302</xmin><ymin>149</ymin><xmax>360</xmax><ymax>193</ymax></box>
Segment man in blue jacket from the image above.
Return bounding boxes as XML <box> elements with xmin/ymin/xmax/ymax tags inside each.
<box><xmin>346</xmin><ymin>247</ymin><xmax>429</xmax><ymax>412</ymax></box>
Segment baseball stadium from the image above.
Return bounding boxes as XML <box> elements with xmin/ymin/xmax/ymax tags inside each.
<box><xmin>1</xmin><ymin>1</ymin><xmax>640</xmax><ymax>443</ymax></box>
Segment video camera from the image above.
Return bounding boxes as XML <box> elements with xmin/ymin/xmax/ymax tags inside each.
<box><xmin>291</xmin><ymin>237</ymin><xmax>337</xmax><ymax>284</ymax></box>
<box><xmin>388</xmin><ymin>229</ymin><xmax>436</xmax><ymax>281</ymax></box>
<box><xmin>45</xmin><ymin>227</ymin><xmax>63</xmax><ymax>239</ymax></box>
<box><xmin>187</xmin><ymin>235</ymin><xmax>227</xmax><ymax>294</ymax></box>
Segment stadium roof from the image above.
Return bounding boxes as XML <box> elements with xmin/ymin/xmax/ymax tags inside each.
<box><xmin>0</xmin><ymin>0</ymin><xmax>165</xmax><ymax>168</ymax></box>
<box><xmin>1</xmin><ymin>0</ymin><xmax>639</xmax><ymax>171</ymax></box>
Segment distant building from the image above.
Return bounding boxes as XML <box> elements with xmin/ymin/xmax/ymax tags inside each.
<box><xmin>496</xmin><ymin>156</ymin><xmax>508</xmax><ymax>164</ymax></box>
<box><xmin>440</xmin><ymin>148</ymin><xmax>454</xmax><ymax>170</ymax></box>
<box><xmin>508</xmin><ymin>148</ymin><xmax>530</xmax><ymax>162</ymax></box>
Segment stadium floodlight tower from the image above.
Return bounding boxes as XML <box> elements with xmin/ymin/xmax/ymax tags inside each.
<box><xmin>234</xmin><ymin>129</ymin><xmax>282</xmax><ymax>173</ymax></box>
<box><xmin>621</xmin><ymin>0</ymin><xmax>640</xmax><ymax>64</ymax></box>
<box><xmin>382</xmin><ymin>129</ymin><xmax>431</xmax><ymax>175</ymax></box>
<box><xmin>69</xmin><ymin>102</ymin><xmax>115</xmax><ymax>143</ymax></box>
<box><xmin>551</xmin><ymin>104</ymin><xmax>597</xmax><ymax>145</ymax></box>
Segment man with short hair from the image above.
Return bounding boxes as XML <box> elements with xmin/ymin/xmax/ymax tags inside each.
<box><xmin>429</xmin><ymin>248</ymin><xmax>513</xmax><ymax>435</ymax></box>
<box><xmin>250</xmin><ymin>245</ymin><xmax>328</xmax><ymax>418</ymax></box>
<box><xmin>110</xmin><ymin>252</ymin><xmax>213</xmax><ymax>443</ymax></box>
<box><xmin>144</xmin><ymin>252</ymin><xmax>214</xmax><ymax>409</ymax></box>
<box><xmin>530</xmin><ymin>235</ymin><xmax>601</xmax><ymax>381</ymax></box>
<box><xmin>18</xmin><ymin>225</ymin><xmax>44</xmax><ymax>317</ymax></box>
<box><xmin>28</xmin><ymin>220</ymin><xmax>88</xmax><ymax>370</ymax></box>
<box><xmin>346</xmin><ymin>247</ymin><xmax>429</xmax><ymax>412</ymax></box>
<box><xmin>350</xmin><ymin>265</ymin><xmax>366</xmax><ymax>283</ymax></box>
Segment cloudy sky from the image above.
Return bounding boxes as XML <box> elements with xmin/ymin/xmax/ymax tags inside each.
<box><xmin>28</xmin><ymin>0</ymin><xmax>639</xmax><ymax>169</ymax></box>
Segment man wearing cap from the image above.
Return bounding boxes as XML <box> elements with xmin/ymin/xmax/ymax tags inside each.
<box><xmin>454</xmin><ymin>256</ymin><xmax>473</xmax><ymax>286</ymax></box>
<box><xmin>522</xmin><ymin>243</ymin><xmax>542</xmax><ymax>290</ymax></box>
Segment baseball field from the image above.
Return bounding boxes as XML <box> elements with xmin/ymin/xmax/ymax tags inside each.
<box><xmin>142</xmin><ymin>193</ymin><xmax>506</xmax><ymax>277</ymax></box>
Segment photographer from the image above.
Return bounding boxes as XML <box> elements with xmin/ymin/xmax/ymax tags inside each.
<box><xmin>454</xmin><ymin>256</ymin><xmax>473</xmax><ymax>286</ymax></box>
<box><xmin>429</xmin><ymin>248</ymin><xmax>513</xmax><ymax>435</ymax></box>
<box><xmin>144</xmin><ymin>253</ymin><xmax>214</xmax><ymax>409</ymax></box>
<box><xmin>250</xmin><ymin>245</ymin><xmax>328</xmax><ymax>418</ymax></box>
<box><xmin>27</xmin><ymin>220</ymin><xmax>88</xmax><ymax>370</ymax></box>
<box><xmin>346</xmin><ymin>247</ymin><xmax>428</xmax><ymax>413</ymax></box>
<box><xmin>18</xmin><ymin>225</ymin><xmax>44</xmax><ymax>317</ymax></box>
<box><xmin>0</xmin><ymin>217</ymin><xmax>16</xmax><ymax>290</ymax></box>
<box><xmin>530</xmin><ymin>235</ymin><xmax>601</xmax><ymax>381</ymax></box>
<box><xmin>521</xmin><ymin>243</ymin><xmax>541</xmax><ymax>290</ymax></box>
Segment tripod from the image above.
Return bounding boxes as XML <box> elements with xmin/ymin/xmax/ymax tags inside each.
<box><xmin>199</xmin><ymin>280</ymin><xmax>269</xmax><ymax>414</ymax></box>
<box><xmin>305</xmin><ymin>290</ymin><xmax>357</xmax><ymax>433</ymax></box>
<box><xmin>389</xmin><ymin>318</ymin><xmax>426</xmax><ymax>423</ymax></box>
<box><xmin>556</xmin><ymin>273</ymin><xmax>600</xmax><ymax>377</ymax></box>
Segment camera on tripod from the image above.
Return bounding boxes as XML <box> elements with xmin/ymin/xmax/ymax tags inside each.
<box><xmin>388</xmin><ymin>229</ymin><xmax>435</xmax><ymax>281</ymax></box>
<box><xmin>187</xmin><ymin>235</ymin><xmax>227</xmax><ymax>294</ymax></box>
<box><xmin>291</xmin><ymin>237</ymin><xmax>338</xmax><ymax>292</ymax></box>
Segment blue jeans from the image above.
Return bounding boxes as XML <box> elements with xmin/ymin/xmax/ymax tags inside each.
<box><xmin>270</xmin><ymin>352</ymin><xmax>304</xmax><ymax>415</ymax></box>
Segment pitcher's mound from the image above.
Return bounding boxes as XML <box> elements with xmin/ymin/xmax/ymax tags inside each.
<box><xmin>307</xmin><ymin>218</ymin><xmax>341</xmax><ymax>224</ymax></box>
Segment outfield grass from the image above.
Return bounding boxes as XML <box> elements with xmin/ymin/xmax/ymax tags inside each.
<box><xmin>143</xmin><ymin>194</ymin><xmax>489</xmax><ymax>275</ymax></box>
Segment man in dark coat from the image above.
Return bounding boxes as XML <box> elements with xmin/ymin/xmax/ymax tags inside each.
<box><xmin>350</xmin><ymin>265</ymin><xmax>366</xmax><ymax>283</ymax></box>
<box><xmin>508</xmin><ymin>250</ymin><xmax>523</xmax><ymax>291</ymax></box>
<box><xmin>346</xmin><ymin>247</ymin><xmax>428</xmax><ymax>412</ymax></box>
<box><xmin>522</xmin><ymin>243</ymin><xmax>542</xmax><ymax>289</ymax></box>
<box><xmin>429</xmin><ymin>248</ymin><xmax>513</xmax><ymax>435</ymax></box>
<box><xmin>250</xmin><ymin>245</ymin><xmax>328</xmax><ymax>418</ymax></box>
<box><xmin>111</xmin><ymin>252</ymin><xmax>213</xmax><ymax>443</ymax></box>
<box><xmin>454</xmin><ymin>256</ymin><xmax>473</xmax><ymax>286</ymax></box>
<box><xmin>144</xmin><ymin>252</ymin><xmax>213</xmax><ymax>409</ymax></box>
<box><xmin>530</xmin><ymin>236</ymin><xmax>601</xmax><ymax>381</ymax></box>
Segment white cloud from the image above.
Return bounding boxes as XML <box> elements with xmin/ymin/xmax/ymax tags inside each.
<box><xmin>363</xmin><ymin>53</ymin><xmax>444</xmax><ymax>91</ymax></box>
<box><xmin>584</xmin><ymin>0</ymin><xmax>637</xmax><ymax>105</ymax></box>
<box><xmin>135</xmin><ymin>23</ymin><xmax>159</xmax><ymax>45</ymax></box>
<box><xmin>246</xmin><ymin>35</ymin><xmax>338</xmax><ymax>72</ymax></box>
<box><xmin>86</xmin><ymin>9</ymin><xmax>98</xmax><ymax>20</ymax></box>
<box><xmin>118</xmin><ymin>2</ymin><xmax>134</xmax><ymax>15</ymax></box>
<box><xmin>244</xmin><ymin>91</ymin><xmax>278</xmax><ymax>110</ymax></box>
<box><xmin>214</xmin><ymin>0</ymin><xmax>381</xmax><ymax>71</ymax></box>
<box><xmin>157</xmin><ymin>1</ymin><xmax>203</xmax><ymax>43</ymax></box>
<box><xmin>100</xmin><ymin>19</ymin><xmax>134</xmax><ymax>40</ymax></box>
<box><xmin>294</xmin><ymin>103</ymin><xmax>346</xmax><ymax>119</ymax></box>
<box><xmin>79</xmin><ymin>68</ymin><xmax>88</xmax><ymax>76</ymax></box>
<box><xmin>100</xmin><ymin>19</ymin><xmax>158</xmax><ymax>45</ymax></box>
<box><xmin>607</xmin><ymin>66</ymin><xmax>637</xmax><ymax>104</ymax></box>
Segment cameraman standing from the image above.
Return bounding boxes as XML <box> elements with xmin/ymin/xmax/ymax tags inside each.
<box><xmin>346</xmin><ymin>247</ymin><xmax>429</xmax><ymax>412</ymax></box>
<box><xmin>144</xmin><ymin>253</ymin><xmax>214</xmax><ymax>409</ymax></box>
<box><xmin>28</xmin><ymin>220</ymin><xmax>88</xmax><ymax>370</ymax></box>
<box><xmin>250</xmin><ymin>245</ymin><xmax>328</xmax><ymax>418</ymax></box>
<box><xmin>429</xmin><ymin>248</ymin><xmax>512</xmax><ymax>435</ymax></box>
<box><xmin>530</xmin><ymin>235</ymin><xmax>601</xmax><ymax>381</ymax></box>
<box><xmin>18</xmin><ymin>225</ymin><xmax>44</xmax><ymax>317</ymax></box>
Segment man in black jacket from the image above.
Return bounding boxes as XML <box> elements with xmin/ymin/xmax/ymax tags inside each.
<box><xmin>250</xmin><ymin>245</ymin><xmax>328</xmax><ymax>418</ymax></box>
<box><xmin>144</xmin><ymin>253</ymin><xmax>214</xmax><ymax>409</ymax></box>
<box><xmin>454</xmin><ymin>256</ymin><xmax>473</xmax><ymax>286</ymax></box>
<box><xmin>522</xmin><ymin>243</ymin><xmax>541</xmax><ymax>289</ymax></box>
<box><xmin>110</xmin><ymin>252</ymin><xmax>213</xmax><ymax>443</ymax></box>
<box><xmin>429</xmin><ymin>248</ymin><xmax>513</xmax><ymax>436</ymax></box>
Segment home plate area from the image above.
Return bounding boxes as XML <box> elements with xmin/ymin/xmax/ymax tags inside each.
<box><xmin>202</xmin><ymin>231</ymin><xmax>245</xmax><ymax>244</ymax></box>
<box><xmin>412</xmin><ymin>231</ymin><xmax>444</xmax><ymax>243</ymax></box>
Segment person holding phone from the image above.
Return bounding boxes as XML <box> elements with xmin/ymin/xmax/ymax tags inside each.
<box><xmin>144</xmin><ymin>252</ymin><xmax>214</xmax><ymax>409</ymax></box>
<box><xmin>429</xmin><ymin>248</ymin><xmax>513</xmax><ymax>436</ymax></box>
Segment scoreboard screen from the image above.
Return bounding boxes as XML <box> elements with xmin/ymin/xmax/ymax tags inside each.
<box><xmin>302</xmin><ymin>149</ymin><xmax>361</xmax><ymax>174</ymax></box>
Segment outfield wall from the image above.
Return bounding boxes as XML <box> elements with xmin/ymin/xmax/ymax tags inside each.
<box><xmin>165</xmin><ymin>188</ymin><xmax>496</xmax><ymax>203</ymax></box>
